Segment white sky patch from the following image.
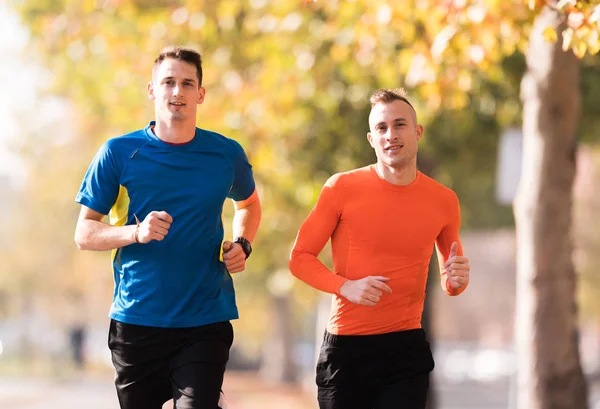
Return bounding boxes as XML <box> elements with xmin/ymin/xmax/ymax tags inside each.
<box><xmin>0</xmin><ymin>4</ymin><xmax>30</xmax><ymax>187</ymax></box>
<box><xmin>0</xmin><ymin>4</ymin><xmax>72</xmax><ymax>188</ymax></box>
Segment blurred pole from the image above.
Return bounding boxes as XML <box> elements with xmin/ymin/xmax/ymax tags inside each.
<box><xmin>496</xmin><ymin>128</ymin><xmax>523</xmax><ymax>206</ymax></box>
<box><xmin>69</xmin><ymin>325</ymin><xmax>86</xmax><ymax>369</ymax></box>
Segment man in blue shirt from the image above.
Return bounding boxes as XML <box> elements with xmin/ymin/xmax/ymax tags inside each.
<box><xmin>74</xmin><ymin>46</ymin><xmax>261</xmax><ymax>409</ymax></box>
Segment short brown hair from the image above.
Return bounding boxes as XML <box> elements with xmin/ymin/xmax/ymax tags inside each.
<box><xmin>153</xmin><ymin>46</ymin><xmax>203</xmax><ymax>86</ymax></box>
<box><xmin>369</xmin><ymin>88</ymin><xmax>417</xmax><ymax>123</ymax></box>
<box><xmin>369</xmin><ymin>88</ymin><xmax>413</xmax><ymax>108</ymax></box>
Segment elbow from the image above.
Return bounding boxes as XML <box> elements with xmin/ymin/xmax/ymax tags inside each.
<box><xmin>288</xmin><ymin>252</ymin><xmax>300</xmax><ymax>279</ymax></box>
<box><xmin>74</xmin><ymin>229</ymin><xmax>90</xmax><ymax>251</ymax></box>
<box><xmin>74</xmin><ymin>236</ymin><xmax>86</xmax><ymax>251</ymax></box>
<box><xmin>288</xmin><ymin>249</ymin><xmax>310</xmax><ymax>281</ymax></box>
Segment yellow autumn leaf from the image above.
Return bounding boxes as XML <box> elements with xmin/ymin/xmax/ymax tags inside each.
<box><xmin>330</xmin><ymin>44</ymin><xmax>350</xmax><ymax>62</ymax></box>
<box><xmin>542</xmin><ymin>26</ymin><xmax>558</xmax><ymax>43</ymax></box>
<box><xmin>573</xmin><ymin>38</ymin><xmax>587</xmax><ymax>58</ymax></box>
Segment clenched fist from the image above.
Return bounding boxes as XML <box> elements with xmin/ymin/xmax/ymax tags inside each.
<box><xmin>339</xmin><ymin>276</ymin><xmax>392</xmax><ymax>306</ymax></box>
<box><xmin>445</xmin><ymin>242</ymin><xmax>470</xmax><ymax>289</ymax></box>
<box><xmin>222</xmin><ymin>241</ymin><xmax>247</xmax><ymax>273</ymax></box>
<box><xmin>135</xmin><ymin>211</ymin><xmax>173</xmax><ymax>244</ymax></box>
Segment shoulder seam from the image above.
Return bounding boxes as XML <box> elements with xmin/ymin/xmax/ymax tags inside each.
<box><xmin>118</xmin><ymin>138</ymin><xmax>154</xmax><ymax>183</ymax></box>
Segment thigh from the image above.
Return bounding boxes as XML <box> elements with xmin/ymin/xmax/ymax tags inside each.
<box><xmin>374</xmin><ymin>334</ymin><xmax>434</xmax><ymax>409</ymax></box>
<box><xmin>374</xmin><ymin>372</ymin><xmax>429</xmax><ymax>409</ymax></box>
<box><xmin>170</xmin><ymin>321</ymin><xmax>234</xmax><ymax>409</ymax></box>
<box><xmin>108</xmin><ymin>320</ymin><xmax>172</xmax><ymax>409</ymax></box>
<box><xmin>318</xmin><ymin>386</ymin><xmax>370</xmax><ymax>409</ymax></box>
<box><xmin>315</xmin><ymin>345</ymin><xmax>372</xmax><ymax>409</ymax></box>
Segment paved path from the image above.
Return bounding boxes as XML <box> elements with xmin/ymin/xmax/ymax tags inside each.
<box><xmin>1</xmin><ymin>372</ymin><xmax>314</xmax><ymax>409</ymax></box>
<box><xmin>3</xmin><ymin>371</ymin><xmax>600</xmax><ymax>409</ymax></box>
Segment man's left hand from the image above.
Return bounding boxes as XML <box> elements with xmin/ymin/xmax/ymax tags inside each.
<box><xmin>445</xmin><ymin>242</ymin><xmax>470</xmax><ymax>289</ymax></box>
<box><xmin>223</xmin><ymin>241</ymin><xmax>246</xmax><ymax>273</ymax></box>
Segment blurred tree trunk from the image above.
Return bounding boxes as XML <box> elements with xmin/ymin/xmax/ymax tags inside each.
<box><xmin>514</xmin><ymin>6</ymin><xmax>587</xmax><ymax>409</ymax></box>
<box><xmin>260</xmin><ymin>294</ymin><xmax>297</xmax><ymax>384</ymax></box>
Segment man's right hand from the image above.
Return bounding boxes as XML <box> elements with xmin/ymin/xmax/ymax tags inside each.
<box><xmin>339</xmin><ymin>276</ymin><xmax>392</xmax><ymax>306</ymax></box>
<box><xmin>136</xmin><ymin>211</ymin><xmax>173</xmax><ymax>244</ymax></box>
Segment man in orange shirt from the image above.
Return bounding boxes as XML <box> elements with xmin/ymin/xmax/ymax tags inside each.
<box><xmin>289</xmin><ymin>88</ymin><xmax>470</xmax><ymax>409</ymax></box>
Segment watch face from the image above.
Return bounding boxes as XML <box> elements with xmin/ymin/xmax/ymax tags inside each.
<box><xmin>235</xmin><ymin>237</ymin><xmax>252</xmax><ymax>258</ymax></box>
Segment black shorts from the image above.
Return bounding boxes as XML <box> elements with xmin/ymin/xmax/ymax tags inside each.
<box><xmin>316</xmin><ymin>328</ymin><xmax>434</xmax><ymax>409</ymax></box>
<box><xmin>108</xmin><ymin>319</ymin><xmax>234</xmax><ymax>409</ymax></box>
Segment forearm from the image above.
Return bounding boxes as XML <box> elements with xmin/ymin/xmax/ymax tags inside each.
<box><xmin>289</xmin><ymin>177</ymin><xmax>344</xmax><ymax>293</ymax></box>
<box><xmin>232</xmin><ymin>199</ymin><xmax>261</xmax><ymax>242</ymax></box>
<box><xmin>75</xmin><ymin>219</ymin><xmax>137</xmax><ymax>251</ymax></box>
<box><xmin>289</xmin><ymin>248</ymin><xmax>347</xmax><ymax>294</ymax></box>
<box><xmin>437</xmin><ymin>193</ymin><xmax>468</xmax><ymax>296</ymax></box>
<box><xmin>435</xmin><ymin>245</ymin><xmax>468</xmax><ymax>296</ymax></box>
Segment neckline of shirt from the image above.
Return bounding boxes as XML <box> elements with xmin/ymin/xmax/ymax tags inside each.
<box><xmin>369</xmin><ymin>164</ymin><xmax>422</xmax><ymax>191</ymax></box>
<box><xmin>144</xmin><ymin>121</ymin><xmax>199</xmax><ymax>150</ymax></box>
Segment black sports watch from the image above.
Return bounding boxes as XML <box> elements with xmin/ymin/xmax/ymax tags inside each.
<box><xmin>233</xmin><ymin>237</ymin><xmax>252</xmax><ymax>259</ymax></box>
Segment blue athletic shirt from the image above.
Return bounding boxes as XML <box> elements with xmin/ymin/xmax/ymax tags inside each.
<box><xmin>75</xmin><ymin>121</ymin><xmax>256</xmax><ymax>328</ymax></box>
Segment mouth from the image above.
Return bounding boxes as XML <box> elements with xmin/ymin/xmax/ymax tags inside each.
<box><xmin>170</xmin><ymin>101</ymin><xmax>186</xmax><ymax>107</ymax></box>
<box><xmin>385</xmin><ymin>144</ymin><xmax>403</xmax><ymax>151</ymax></box>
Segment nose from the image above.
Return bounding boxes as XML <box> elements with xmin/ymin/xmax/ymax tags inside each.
<box><xmin>172</xmin><ymin>84</ymin><xmax>180</xmax><ymax>96</ymax></box>
<box><xmin>385</xmin><ymin>127</ymin><xmax>398</xmax><ymax>141</ymax></box>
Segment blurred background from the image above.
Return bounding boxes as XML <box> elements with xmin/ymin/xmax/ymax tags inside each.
<box><xmin>1</xmin><ymin>1</ymin><xmax>600</xmax><ymax>408</ymax></box>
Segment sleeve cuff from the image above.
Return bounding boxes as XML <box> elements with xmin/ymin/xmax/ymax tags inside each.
<box><xmin>233</xmin><ymin>189</ymin><xmax>259</xmax><ymax>210</ymax></box>
<box><xmin>333</xmin><ymin>275</ymin><xmax>348</xmax><ymax>295</ymax></box>
<box><xmin>446</xmin><ymin>279</ymin><xmax>467</xmax><ymax>296</ymax></box>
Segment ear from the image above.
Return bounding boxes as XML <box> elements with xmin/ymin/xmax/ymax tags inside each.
<box><xmin>197</xmin><ymin>87</ymin><xmax>206</xmax><ymax>105</ymax></box>
<box><xmin>367</xmin><ymin>132</ymin><xmax>375</xmax><ymax>148</ymax></box>
<box><xmin>147</xmin><ymin>81</ymin><xmax>155</xmax><ymax>101</ymax></box>
<box><xmin>416</xmin><ymin>124</ymin><xmax>424</xmax><ymax>142</ymax></box>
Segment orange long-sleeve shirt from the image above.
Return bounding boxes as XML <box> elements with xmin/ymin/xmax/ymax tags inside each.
<box><xmin>289</xmin><ymin>165</ymin><xmax>467</xmax><ymax>335</ymax></box>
